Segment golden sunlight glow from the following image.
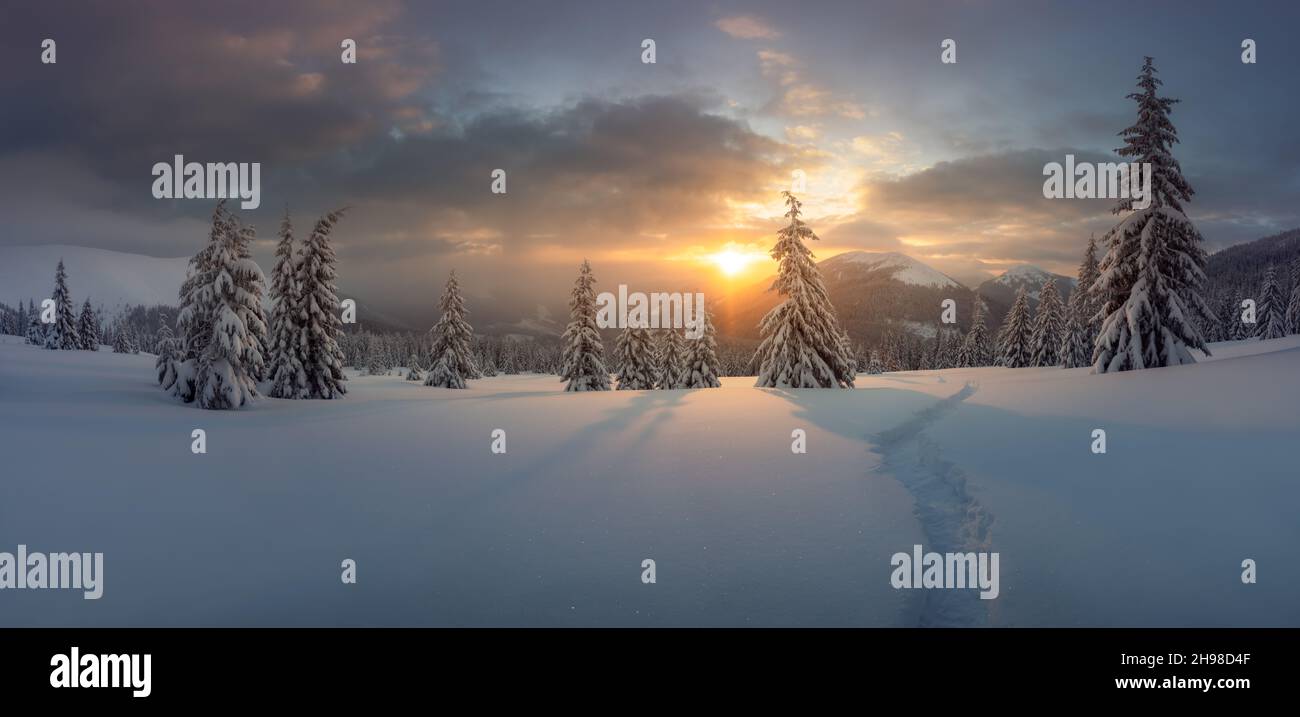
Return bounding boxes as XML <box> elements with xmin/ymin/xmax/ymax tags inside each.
<box><xmin>706</xmin><ymin>243</ymin><xmax>768</xmax><ymax>277</ymax></box>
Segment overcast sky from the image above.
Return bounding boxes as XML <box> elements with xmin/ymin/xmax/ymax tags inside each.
<box><xmin>3</xmin><ymin>0</ymin><xmax>1298</xmax><ymax>318</ymax></box>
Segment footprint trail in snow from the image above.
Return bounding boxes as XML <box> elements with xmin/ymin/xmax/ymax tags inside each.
<box><xmin>871</xmin><ymin>382</ymin><xmax>995</xmax><ymax>627</ymax></box>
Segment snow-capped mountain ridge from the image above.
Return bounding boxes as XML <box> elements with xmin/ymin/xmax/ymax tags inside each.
<box><xmin>822</xmin><ymin>250</ymin><xmax>962</xmax><ymax>289</ymax></box>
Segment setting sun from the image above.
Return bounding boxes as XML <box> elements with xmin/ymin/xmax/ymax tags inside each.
<box><xmin>707</xmin><ymin>244</ymin><xmax>768</xmax><ymax>277</ymax></box>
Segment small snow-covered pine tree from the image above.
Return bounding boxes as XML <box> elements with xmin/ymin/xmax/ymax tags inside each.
<box><xmin>77</xmin><ymin>299</ymin><xmax>99</xmax><ymax>350</ymax></box>
<box><xmin>500</xmin><ymin>343</ymin><xmax>519</xmax><ymax>374</ymax></box>
<box><xmin>559</xmin><ymin>260</ymin><xmax>611</xmax><ymax>392</ymax></box>
<box><xmin>1092</xmin><ymin>57</ymin><xmax>1212</xmax><ymax>373</ymax></box>
<box><xmin>959</xmin><ymin>300</ymin><xmax>992</xmax><ymax>367</ymax></box>
<box><xmin>1029</xmin><ymin>278</ymin><xmax>1065</xmax><ymax>366</ymax></box>
<box><xmin>267</xmin><ymin>210</ymin><xmax>306</xmax><ymax>398</ymax></box>
<box><xmin>405</xmin><ymin>354</ymin><xmax>424</xmax><ymax>381</ymax></box>
<box><xmin>684</xmin><ymin>311</ymin><xmax>721</xmax><ymax>388</ymax></box>
<box><xmin>26</xmin><ymin>305</ymin><xmax>44</xmax><ymax>346</ymax></box>
<box><xmin>1060</xmin><ymin>286</ymin><xmax>1092</xmax><ymax>368</ymax></box>
<box><xmin>866</xmin><ymin>349</ymin><xmax>884</xmax><ymax>374</ymax></box>
<box><xmin>296</xmin><ymin>209</ymin><xmax>349</xmax><ymax>399</ymax></box>
<box><xmin>1286</xmin><ymin>280</ymin><xmax>1300</xmax><ymax>336</ymax></box>
<box><xmin>997</xmin><ymin>287</ymin><xmax>1033</xmax><ymax>368</ymax></box>
<box><xmin>655</xmin><ymin>328</ymin><xmax>688</xmax><ymax>389</ymax></box>
<box><xmin>45</xmin><ymin>259</ymin><xmax>79</xmax><ymax>350</ymax></box>
<box><xmin>425</xmin><ymin>271</ymin><xmax>478</xmax><ymax>389</ymax></box>
<box><xmin>614</xmin><ymin>324</ymin><xmax>655</xmax><ymax>390</ymax></box>
<box><xmin>1256</xmin><ymin>265</ymin><xmax>1286</xmax><ymax>340</ymax></box>
<box><xmin>155</xmin><ymin>323</ymin><xmax>179</xmax><ymax>389</ymax></box>
<box><xmin>112</xmin><ymin>322</ymin><xmax>132</xmax><ymax>353</ymax></box>
<box><xmin>752</xmin><ymin>192</ymin><xmax>856</xmax><ymax>388</ymax></box>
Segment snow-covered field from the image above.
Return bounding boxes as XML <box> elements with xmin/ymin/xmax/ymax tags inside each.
<box><xmin>1</xmin><ymin>333</ymin><xmax>1297</xmax><ymax>626</ymax></box>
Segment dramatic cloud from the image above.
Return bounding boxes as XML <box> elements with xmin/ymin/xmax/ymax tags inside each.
<box><xmin>715</xmin><ymin>15</ymin><xmax>781</xmax><ymax>40</ymax></box>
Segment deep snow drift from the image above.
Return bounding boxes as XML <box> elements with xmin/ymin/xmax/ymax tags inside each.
<box><xmin>1</xmin><ymin>333</ymin><xmax>1296</xmax><ymax>626</ymax></box>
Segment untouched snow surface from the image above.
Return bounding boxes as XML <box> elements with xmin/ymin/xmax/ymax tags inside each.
<box><xmin>1</xmin><ymin>334</ymin><xmax>1297</xmax><ymax>626</ymax></box>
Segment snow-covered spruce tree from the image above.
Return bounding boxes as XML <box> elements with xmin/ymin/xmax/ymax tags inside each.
<box><xmin>155</xmin><ymin>323</ymin><xmax>179</xmax><ymax>389</ymax></box>
<box><xmin>500</xmin><ymin>343</ymin><xmax>519</xmax><ymax>374</ymax></box>
<box><xmin>405</xmin><ymin>354</ymin><xmax>424</xmax><ymax>381</ymax></box>
<box><xmin>191</xmin><ymin>216</ymin><xmax>267</xmax><ymax>409</ymax></box>
<box><xmin>173</xmin><ymin>203</ymin><xmax>231</xmax><ymax>401</ymax></box>
<box><xmin>614</xmin><ymin>324</ymin><xmax>655</xmax><ymax>390</ymax></box>
<box><xmin>685</xmin><ymin>310</ymin><xmax>721</xmax><ymax>388</ymax></box>
<box><xmin>997</xmin><ymin>287</ymin><xmax>1034</xmax><ymax>368</ymax></box>
<box><xmin>559</xmin><ymin>260</ymin><xmax>611</xmax><ymax>391</ymax></box>
<box><xmin>267</xmin><ymin>210</ymin><xmax>306</xmax><ymax>398</ymax></box>
<box><xmin>227</xmin><ymin>215</ymin><xmax>269</xmax><ymax>381</ymax></box>
<box><xmin>1286</xmin><ymin>279</ymin><xmax>1300</xmax><ymax>336</ymax></box>
<box><xmin>480</xmin><ymin>350</ymin><xmax>498</xmax><ymax>377</ymax></box>
<box><xmin>1078</xmin><ymin>234</ymin><xmax>1102</xmax><ymax>338</ymax></box>
<box><xmin>959</xmin><ymin>300</ymin><xmax>992</xmax><ymax>367</ymax></box>
<box><xmin>296</xmin><ymin>209</ymin><xmax>349</xmax><ymax>398</ymax></box>
<box><xmin>752</xmin><ymin>192</ymin><xmax>855</xmax><ymax>388</ymax></box>
<box><xmin>26</xmin><ymin>308</ymin><xmax>45</xmax><ymax>346</ymax></box>
<box><xmin>112</xmin><ymin>321</ymin><xmax>132</xmax><ymax>353</ymax></box>
<box><xmin>1060</xmin><ymin>286</ymin><xmax>1092</xmax><ymax>368</ymax></box>
<box><xmin>1029</xmin><ymin>278</ymin><xmax>1065</xmax><ymax>367</ymax></box>
<box><xmin>1092</xmin><ymin>57</ymin><xmax>1212</xmax><ymax>373</ymax></box>
<box><xmin>77</xmin><ymin>299</ymin><xmax>99</xmax><ymax>350</ymax></box>
<box><xmin>655</xmin><ymin>328</ymin><xmax>689</xmax><ymax>389</ymax></box>
<box><xmin>866</xmin><ymin>349</ymin><xmax>884</xmax><ymax>374</ymax></box>
<box><xmin>365</xmin><ymin>342</ymin><xmax>390</xmax><ymax>376</ymax></box>
<box><xmin>45</xmin><ymin>259</ymin><xmax>79</xmax><ymax>350</ymax></box>
<box><xmin>425</xmin><ymin>271</ymin><xmax>478</xmax><ymax>389</ymax></box>
<box><xmin>1255</xmin><ymin>265</ymin><xmax>1286</xmax><ymax>340</ymax></box>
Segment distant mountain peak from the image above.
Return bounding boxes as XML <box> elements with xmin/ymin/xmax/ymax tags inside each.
<box><xmin>821</xmin><ymin>250</ymin><xmax>962</xmax><ymax>289</ymax></box>
<box><xmin>996</xmin><ymin>264</ymin><xmax>1055</xmax><ymax>282</ymax></box>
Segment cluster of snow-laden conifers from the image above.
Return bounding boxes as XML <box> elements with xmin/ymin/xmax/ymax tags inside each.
<box><xmin>11</xmin><ymin>260</ymin><xmax>144</xmax><ymax>355</ymax></box>
<box><xmin>155</xmin><ymin>201</ymin><xmax>349</xmax><ymax>409</ymax></box>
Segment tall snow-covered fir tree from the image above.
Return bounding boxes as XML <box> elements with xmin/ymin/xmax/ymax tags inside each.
<box><xmin>230</xmin><ymin>214</ymin><xmax>269</xmax><ymax>381</ymax></box>
<box><xmin>267</xmin><ymin>210</ymin><xmax>306</xmax><ymax>398</ymax></box>
<box><xmin>1029</xmin><ymin>279</ymin><xmax>1065</xmax><ymax>367</ymax></box>
<box><xmin>77</xmin><ymin>299</ymin><xmax>99</xmax><ymax>350</ymax></box>
<box><xmin>997</xmin><ymin>287</ymin><xmax>1034</xmax><ymax>368</ymax></box>
<box><xmin>1060</xmin><ymin>285</ymin><xmax>1092</xmax><ymax>368</ymax></box>
<box><xmin>190</xmin><ymin>214</ymin><xmax>267</xmax><ymax>409</ymax></box>
<box><xmin>1092</xmin><ymin>57</ymin><xmax>1212</xmax><ymax>373</ymax></box>
<box><xmin>1255</xmin><ymin>264</ymin><xmax>1286</xmax><ymax>340</ymax></box>
<box><xmin>1078</xmin><ymin>234</ymin><xmax>1102</xmax><ymax>338</ymax></box>
<box><xmin>959</xmin><ymin>300</ymin><xmax>992</xmax><ymax>367</ymax></box>
<box><xmin>559</xmin><ymin>260</ymin><xmax>611</xmax><ymax>391</ymax></box>
<box><xmin>685</xmin><ymin>310</ymin><xmax>722</xmax><ymax>388</ymax></box>
<box><xmin>295</xmin><ymin>209</ymin><xmax>349</xmax><ymax>399</ymax></box>
<box><xmin>174</xmin><ymin>202</ymin><xmax>230</xmax><ymax>402</ymax></box>
<box><xmin>613</xmin><ymin>324</ymin><xmax>655</xmax><ymax>390</ymax></box>
<box><xmin>45</xmin><ymin>259</ymin><xmax>79</xmax><ymax>350</ymax></box>
<box><xmin>655</xmin><ymin>328</ymin><xmax>689</xmax><ymax>389</ymax></box>
<box><xmin>752</xmin><ymin>192</ymin><xmax>855</xmax><ymax>388</ymax></box>
<box><xmin>424</xmin><ymin>270</ymin><xmax>479</xmax><ymax>389</ymax></box>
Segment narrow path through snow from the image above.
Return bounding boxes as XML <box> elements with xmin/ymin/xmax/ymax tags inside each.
<box><xmin>871</xmin><ymin>382</ymin><xmax>994</xmax><ymax>627</ymax></box>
